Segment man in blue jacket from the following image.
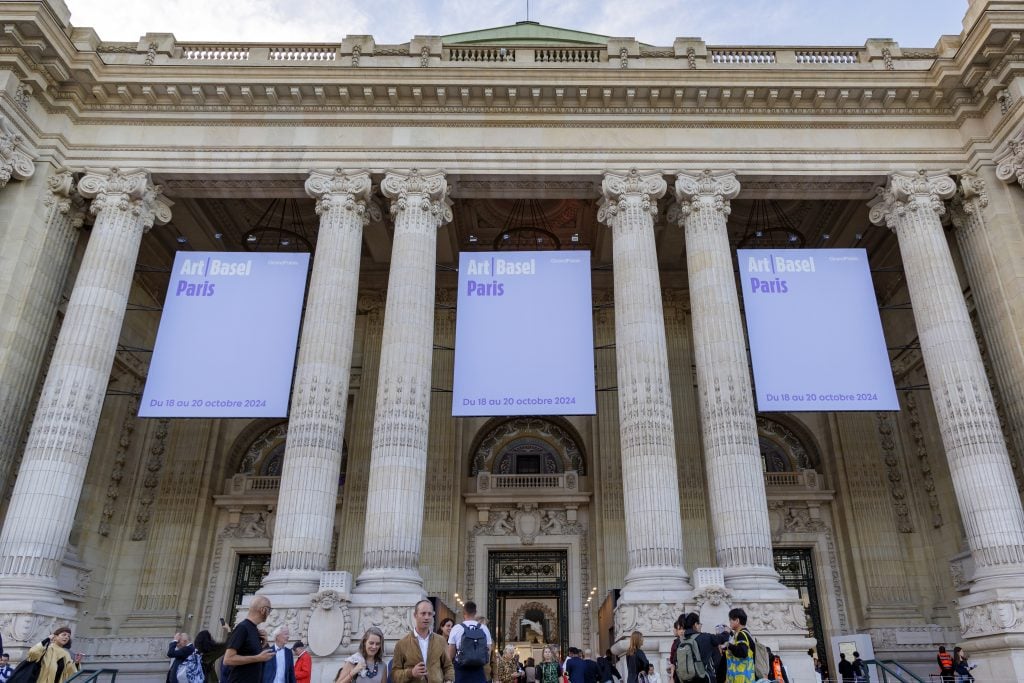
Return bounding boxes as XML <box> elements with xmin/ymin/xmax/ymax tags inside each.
<box><xmin>167</xmin><ymin>632</ymin><xmax>196</xmax><ymax>683</ymax></box>
<box><xmin>262</xmin><ymin>627</ymin><xmax>296</xmax><ymax>683</ymax></box>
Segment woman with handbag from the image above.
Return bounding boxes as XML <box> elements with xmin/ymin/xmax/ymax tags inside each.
<box><xmin>14</xmin><ymin>627</ymin><xmax>80</xmax><ymax>683</ymax></box>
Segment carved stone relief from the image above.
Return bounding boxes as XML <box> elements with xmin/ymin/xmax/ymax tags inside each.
<box><xmin>130</xmin><ymin>418</ymin><xmax>170</xmax><ymax>541</ymax></box>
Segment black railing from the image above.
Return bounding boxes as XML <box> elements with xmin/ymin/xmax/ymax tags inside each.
<box><xmin>67</xmin><ymin>668</ymin><xmax>119</xmax><ymax>682</ymax></box>
<box><xmin>864</xmin><ymin>659</ymin><xmax>927</xmax><ymax>683</ymax></box>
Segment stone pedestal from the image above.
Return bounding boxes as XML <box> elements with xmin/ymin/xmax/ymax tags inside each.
<box><xmin>352</xmin><ymin>170</ymin><xmax>450</xmax><ymax>607</ymax></box>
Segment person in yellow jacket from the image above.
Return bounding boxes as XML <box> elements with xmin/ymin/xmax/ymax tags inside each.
<box><xmin>25</xmin><ymin>627</ymin><xmax>81</xmax><ymax>683</ymax></box>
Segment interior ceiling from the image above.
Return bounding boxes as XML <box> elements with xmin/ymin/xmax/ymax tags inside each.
<box><xmin>131</xmin><ymin>180</ymin><xmax>905</xmax><ymax>307</ymax></box>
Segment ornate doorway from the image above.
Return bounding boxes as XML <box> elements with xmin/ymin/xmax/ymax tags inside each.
<box><xmin>231</xmin><ymin>553</ymin><xmax>270</xmax><ymax>622</ymax></box>
<box><xmin>774</xmin><ymin>548</ymin><xmax>828</xmax><ymax>673</ymax></box>
<box><xmin>488</xmin><ymin>550</ymin><xmax>569</xmax><ymax>658</ymax></box>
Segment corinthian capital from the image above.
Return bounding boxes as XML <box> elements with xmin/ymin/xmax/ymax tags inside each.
<box><xmin>78</xmin><ymin>168</ymin><xmax>173</xmax><ymax>230</ymax></box>
<box><xmin>949</xmin><ymin>171</ymin><xmax>989</xmax><ymax>228</ymax></box>
<box><xmin>0</xmin><ymin>115</ymin><xmax>36</xmax><ymax>189</ymax></box>
<box><xmin>305</xmin><ymin>169</ymin><xmax>380</xmax><ymax>223</ymax></box>
<box><xmin>380</xmin><ymin>169</ymin><xmax>452</xmax><ymax>224</ymax></box>
<box><xmin>995</xmin><ymin>129</ymin><xmax>1024</xmax><ymax>189</ymax></box>
<box><xmin>868</xmin><ymin>169</ymin><xmax>956</xmax><ymax>229</ymax></box>
<box><xmin>43</xmin><ymin>169</ymin><xmax>86</xmax><ymax>228</ymax></box>
<box><xmin>597</xmin><ymin>169</ymin><xmax>667</xmax><ymax>225</ymax></box>
<box><xmin>672</xmin><ymin>170</ymin><xmax>740</xmax><ymax>220</ymax></box>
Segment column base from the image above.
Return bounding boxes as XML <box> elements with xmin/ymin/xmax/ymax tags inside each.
<box><xmin>258</xmin><ymin>568</ymin><xmax>323</xmax><ymax>599</ymax></box>
<box><xmin>351</xmin><ymin>567</ymin><xmax>425</xmax><ymax>607</ymax></box>
<box><xmin>727</xmin><ymin>587</ymin><xmax>816</xmax><ymax>682</ymax></box>
<box><xmin>723</xmin><ymin>564</ymin><xmax>786</xmax><ymax>591</ymax></box>
<box><xmin>0</xmin><ymin>593</ymin><xmax>78</xmax><ymax>659</ymax></box>
<box><xmin>955</xmin><ymin>632</ymin><xmax>1024</xmax><ymax>682</ymax></box>
<box><xmin>620</xmin><ymin>566</ymin><xmax>693</xmax><ymax>604</ymax></box>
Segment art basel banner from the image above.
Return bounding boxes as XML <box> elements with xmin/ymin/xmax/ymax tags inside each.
<box><xmin>140</xmin><ymin>251</ymin><xmax>309</xmax><ymax>418</ymax></box>
<box><xmin>738</xmin><ymin>247</ymin><xmax>899</xmax><ymax>412</ymax></box>
<box><xmin>453</xmin><ymin>250</ymin><xmax>596</xmax><ymax>417</ymax></box>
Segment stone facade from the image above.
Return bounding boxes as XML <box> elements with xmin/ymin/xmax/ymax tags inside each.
<box><xmin>1</xmin><ymin>0</ymin><xmax>1024</xmax><ymax>681</ymax></box>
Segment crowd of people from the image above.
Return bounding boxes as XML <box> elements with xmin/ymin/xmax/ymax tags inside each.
<box><xmin>0</xmin><ymin>599</ymin><xmax>985</xmax><ymax>683</ymax></box>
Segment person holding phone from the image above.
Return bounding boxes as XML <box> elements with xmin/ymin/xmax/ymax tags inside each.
<box><xmin>224</xmin><ymin>596</ymin><xmax>275</xmax><ymax>682</ymax></box>
<box><xmin>195</xmin><ymin>621</ymin><xmax>233</xmax><ymax>683</ymax></box>
<box><xmin>24</xmin><ymin>627</ymin><xmax>81</xmax><ymax>683</ymax></box>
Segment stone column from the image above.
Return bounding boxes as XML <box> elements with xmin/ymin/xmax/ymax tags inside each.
<box><xmin>869</xmin><ymin>170</ymin><xmax>1024</xmax><ymax>680</ymax></box>
<box><xmin>949</xmin><ymin>170</ymin><xmax>1024</xmax><ymax>481</ymax></box>
<box><xmin>260</xmin><ymin>171</ymin><xmax>377</xmax><ymax>599</ymax></box>
<box><xmin>869</xmin><ymin>170</ymin><xmax>1024</xmax><ymax>590</ymax></box>
<box><xmin>352</xmin><ymin>170</ymin><xmax>450</xmax><ymax>603</ymax></box>
<box><xmin>673</xmin><ymin>170</ymin><xmax>778</xmax><ymax>590</ymax></box>
<box><xmin>0</xmin><ymin>169</ymin><xmax>170</xmax><ymax>622</ymax></box>
<box><xmin>0</xmin><ymin>170</ymin><xmax>84</xmax><ymax>499</ymax></box>
<box><xmin>597</xmin><ymin>170</ymin><xmax>690</xmax><ymax>602</ymax></box>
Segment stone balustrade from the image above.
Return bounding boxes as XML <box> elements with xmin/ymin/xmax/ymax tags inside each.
<box><xmin>475</xmin><ymin>471</ymin><xmax>579</xmax><ymax>492</ymax></box>
<box><xmin>93</xmin><ymin>39</ymin><xmax>920</xmax><ymax>71</ymax></box>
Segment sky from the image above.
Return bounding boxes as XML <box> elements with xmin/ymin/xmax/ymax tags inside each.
<box><xmin>63</xmin><ymin>0</ymin><xmax>969</xmax><ymax>48</ymax></box>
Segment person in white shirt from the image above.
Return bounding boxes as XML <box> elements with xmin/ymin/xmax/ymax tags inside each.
<box><xmin>447</xmin><ymin>601</ymin><xmax>494</xmax><ymax>683</ymax></box>
<box><xmin>0</xmin><ymin>654</ymin><xmax>13</xmax><ymax>683</ymax></box>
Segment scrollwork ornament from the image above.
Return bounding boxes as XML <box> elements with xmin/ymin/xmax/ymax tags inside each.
<box><xmin>0</xmin><ymin>115</ymin><xmax>36</xmax><ymax>188</ymax></box>
<box><xmin>995</xmin><ymin>131</ymin><xmax>1024</xmax><ymax>188</ymax></box>
<box><xmin>955</xmin><ymin>171</ymin><xmax>988</xmax><ymax>214</ymax></box>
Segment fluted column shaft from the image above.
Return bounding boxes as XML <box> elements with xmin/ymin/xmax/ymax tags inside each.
<box><xmin>674</xmin><ymin>170</ymin><xmax>778</xmax><ymax>590</ymax></box>
<box><xmin>598</xmin><ymin>170</ymin><xmax>689</xmax><ymax>598</ymax></box>
<box><xmin>950</xmin><ymin>171</ymin><xmax>1024</xmax><ymax>483</ymax></box>
<box><xmin>0</xmin><ymin>168</ymin><xmax>171</xmax><ymax>596</ymax></box>
<box><xmin>869</xmin><ymin>170</ymin><xmax>1024</xmax><ymax>589</ymax></box>
<box><xmin>0</xmin><ymin>170</ymin><xmax>84</xmax><ymax>498</ymax></box>
<box><xmin>262</xmin><ymin>171</ymin><xmax>376</xmax><ymax>596</ymax></box>
<box><xmin>355</xmin><ymin>170</ymin><xmax>450</xmax><ymax>597</ymax></box>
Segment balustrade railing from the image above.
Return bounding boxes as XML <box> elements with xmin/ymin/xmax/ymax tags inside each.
<box><xmin>710</xmin><ymin>49</ymin><xmax>777</xmax><ymax>64</ymax></box>
<box><xmin>475</xmin><ymin>471</ymin><xmax>579</xmax><ymax>492</ymax></box>
<box><xmin>447</xmin><ymin>47</ymin><xmax>516</xmax><ymax>62</ymax></box>
<box><xmin>534</xmin><ymin>48</ymin><xmax>603</xmax><ymax>63</ymax></box>
<box><xmin>764</xmin><ymin>469</ymin><xmax>822</xmax><ymax>489</ymax></box>
<box><xmin>796</xmin><ymin>49</ymin><xmax>859</xmax><ymax>64</ymax></box>
<box><xmin>182</xmin><ymin>45</ymin><xmax>250</xmax><ymax>60</ymax></box>
<box><xmin>269</xmin><ymin>46</ymin><xmax>337</xmax><ymax>61</ymax></box>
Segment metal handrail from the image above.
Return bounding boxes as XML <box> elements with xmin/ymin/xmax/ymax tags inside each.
<box><xmin>865</xmin><ymin>659</ymin><xmax>927</xmax><ymax>683</ymax></box>
<box><xmin>67</xmin><ymin>668</ymin><xmax>119</xmax><ymax>682</ymax></box>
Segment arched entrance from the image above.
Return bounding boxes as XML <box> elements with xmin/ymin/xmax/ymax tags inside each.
<box><xmin>464</xmin><ymin>417</ymin><xmax>591</xmax><ymax>655</ymax></box>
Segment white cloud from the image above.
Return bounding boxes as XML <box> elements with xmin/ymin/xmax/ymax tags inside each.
<box><xmin>64</xmin><ymin>0</ymin><xmax>966</xmax><ymax>47</ymax></box>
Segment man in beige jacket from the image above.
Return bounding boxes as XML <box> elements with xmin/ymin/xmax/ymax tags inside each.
<box><xmin>392</xmin><ymin>600</ymin><xmax>455</xmax><ymax>683</ymax></box>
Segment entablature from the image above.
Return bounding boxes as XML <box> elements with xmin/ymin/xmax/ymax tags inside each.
<box><xmin>2</xmin><ymin>7</ymin><xmax>1023</xmax><ymax>127</ymax></box>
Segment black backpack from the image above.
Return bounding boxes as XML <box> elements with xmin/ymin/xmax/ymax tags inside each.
<box><xmin>456</xmin><ymin>624</ymin><xmax>489</xmax><ymax>668</ymax></box>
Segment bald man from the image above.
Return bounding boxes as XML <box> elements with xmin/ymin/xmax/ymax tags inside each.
<box><xmin>224</xmin><ymin>595</ymin><xmax>275</xmax><ymax>683</ymax></box>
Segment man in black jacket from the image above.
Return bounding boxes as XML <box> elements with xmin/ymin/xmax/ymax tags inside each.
<box><xmin>597</xmin><ymin>650</ymin><xmax>621</xmax><ymax>683</ymax></box>
<box><xmin>167</xmin><ymin>632</ymin><xmax>196</xmax><ymax>683</ymax></box>
<box><xmin>679</xmin><ymin>613</ymin><xmax>729</xmax><ymax>683</ymax></box>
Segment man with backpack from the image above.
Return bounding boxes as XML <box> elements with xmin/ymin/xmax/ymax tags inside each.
<box><xmin>675</xmin><ymin>613</ymin><xmax>728</xmax><ymax>683</ymax></box>
<box><xmin>447</xmin><ymin>602</ymin><xmax>494</xmax><ymax>683</ymax></box>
